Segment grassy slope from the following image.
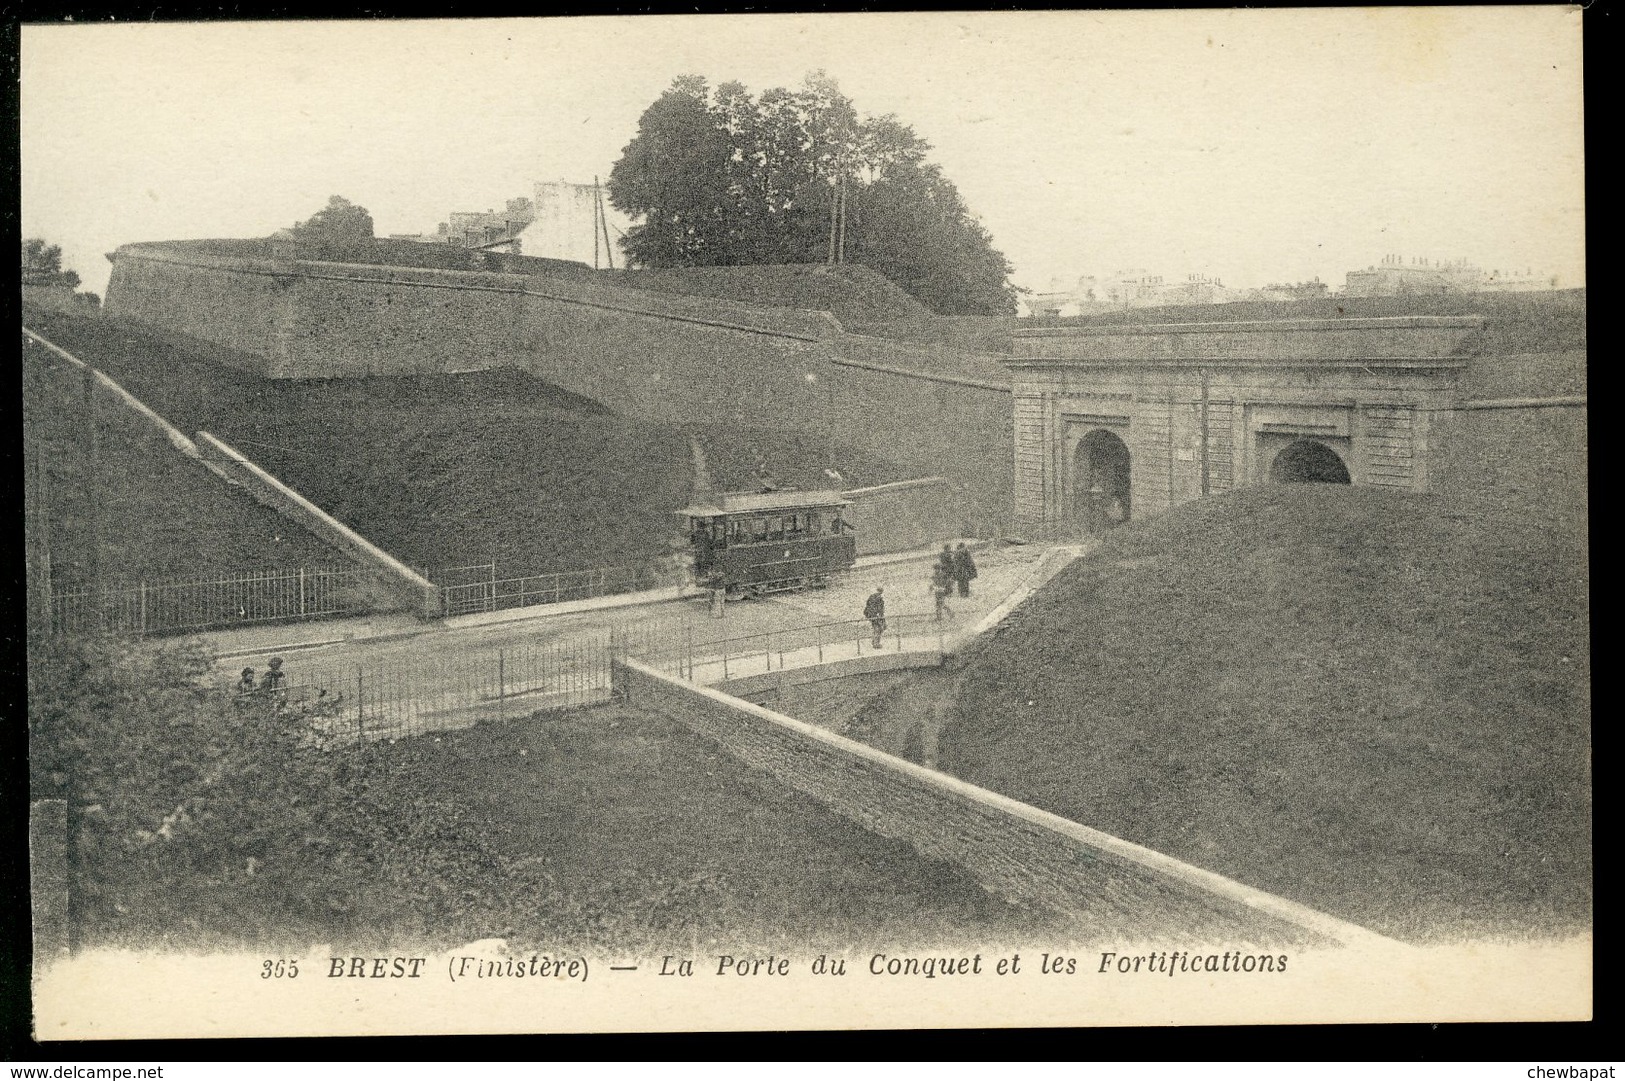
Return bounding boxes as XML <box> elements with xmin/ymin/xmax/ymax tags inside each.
<box><xmin>360</xmin><ymin>706</ymin><xmax>1061</xmax><ymax>953</ymax></box>
<box><xmin>22</xmin><ymin>306</ymin><xmax>914</xmax><ymax>578</ymax></box>
<box><xmin>23</xmin><ymin>338</ymin><xmax>352</xmax><ymax>586</ymax></box>
<box><xmin>941</xmin><ymin>485</ymin><xmax>1589</xmax><ymax>942</ymax></box>
<box><xmin>602</xmin><ymin>263</ymin><xmax>930</xmax><ymax>323</ymax></box>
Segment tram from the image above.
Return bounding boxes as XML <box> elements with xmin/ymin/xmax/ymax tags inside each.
<box><xmin>678</xmin><ymin>489</ymin><xmax>858</xmax><ymax>599</ymax></box>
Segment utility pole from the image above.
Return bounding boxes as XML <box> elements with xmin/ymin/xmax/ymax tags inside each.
<box><xmin>836</xmin><ymin>173</ymin><xmax>848</xmax><ymax>264</ymax></box>
<box><xmin>826</xmin><ymin>176</ymin><xmax>839</xmax><ymax>265</ymax></box>
<box><xmin>1199</xmin><ymin>367</ymin><xmax>1211</xmax><ymax>497</ymax></box>
<box><xmin>593</xmin><ymin>177</ymin><xmax>602</xmax><ymax>270</ymax></box>
<box><xmin>597</xmin><ymin>181</ymin><xmax>615</xmax><ymax>270</ymax></box>
<box><xmin>81</xmin><ymin>368</ymin><xmax>103</xmax><ymax>628</ymax></box>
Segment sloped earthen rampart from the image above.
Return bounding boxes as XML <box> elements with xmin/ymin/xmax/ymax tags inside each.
<box><xmin>105</xmin><ymin>244</ymin><xmax>1016</xmax><ymax>524</ymax></box>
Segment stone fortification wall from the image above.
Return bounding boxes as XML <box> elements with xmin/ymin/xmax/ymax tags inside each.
<box><xmin>613</xmin><ymin>657</ymin><xmax>1383</xmax><ymax>947</ymax></box>
<box><xmin>841</xmin><ymin>478</ymin><xmax>963</xmax><ymax>554</ymax></box>
<box><xmin>104</xmin><ymin>243</ymin><xmax>1015</xmax><ymax>526</ymax></box>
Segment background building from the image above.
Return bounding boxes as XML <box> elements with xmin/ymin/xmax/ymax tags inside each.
<box><xmin>1344</xmin><ymin>255</ymin><xmax>1561</xmax><ymax>297</ymax></box>
<box><xmin>389</xmin><ymin>181</ymin><xmax>625</xmax><ymax>266</ymax></box>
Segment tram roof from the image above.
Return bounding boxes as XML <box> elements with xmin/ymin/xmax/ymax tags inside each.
<box><xmin>677</xmin><ymin>489</ymin><xmax>852</xmax><ymax>518</ymax></box>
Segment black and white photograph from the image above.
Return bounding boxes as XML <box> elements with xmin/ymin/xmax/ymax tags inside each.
<box><xmin>19</xmin><ymin>8</ymin><xmax>1589</xmax><ymax>1038</ymax></box>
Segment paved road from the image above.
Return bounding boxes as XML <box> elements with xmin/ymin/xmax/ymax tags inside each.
<box><xmin>212</xmin><ymin>543</ymin><xmax>1052</xmax><ymax>686</ymax></box>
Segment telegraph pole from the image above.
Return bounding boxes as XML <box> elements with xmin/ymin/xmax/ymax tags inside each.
<box><xmin>827</xmin><ymin>179</ymin><xmax>838</xmax><ymax>265</ymax></box>
<box><xmin>1199</xmin><ymin>367</ymin><xmax>1211</xmax><ymax>497</ymax></box>
<box><xmin>836</xmin><ymin>173</ymin><xmax>848</xmax><ymax>264</ymax></box>
<box><xmin>81</xmin><ymin>367</ymin><xmax>103</xmax><ymax>627</ymax></box>
<box><xmin>597</xmin><ymin>181</ymin><xmax>615</xmax><ymax>270</ymax></box>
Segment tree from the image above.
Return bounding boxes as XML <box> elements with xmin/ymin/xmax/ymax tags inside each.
<box><xmin>608</xmin><ymin>77</ymin><xmax>740</xmax><ymax>267</ymax></box>
<box><xmin>291</xmin><ymin>195</ymin><xmax>375</xmax><ymax>240</ymax></box>
<box><xmin>25</xmin><ymin>633</ymin><xmax>486</xmax><ymax>946</ymax></box>
<box><xmin>23</xmin><ymin>237</ymin><xmax>82</xmax><ymax>289</ymax></box>
<box><xmin>607</xmin><ymin>74</ymin><xmax>1017</xmax><ymax>315</ymax></box>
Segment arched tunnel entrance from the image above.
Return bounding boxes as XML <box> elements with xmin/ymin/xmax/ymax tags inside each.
<box><xmin>1075</xmin><ymin>429</ymin><xmax>1132</xmax><ymax>533</ymax></box>
<box><xmin>1270</xmin><ymin>439</ymin><xmax>1352</xmax><ymax>484</ymax></box>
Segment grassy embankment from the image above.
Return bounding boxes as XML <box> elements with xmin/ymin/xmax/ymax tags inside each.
<box><xmin>928</xmin><ymin>484</ymin><xmax>1588</xmax><ymax>943</ymax></box>
<box><xmin>23</xmin><ymin>305</ymin><xmax>915</xmax><ymax>580</ymax></box>
<box><xmin>78</xmin><ymin>702</ymin><xmax>1063</xmax><ymax>954</ymax></box>
<box><xmin>22</xmin><ymin>335</ymin><xmax>352</xmax><ymax>587</ymax></box>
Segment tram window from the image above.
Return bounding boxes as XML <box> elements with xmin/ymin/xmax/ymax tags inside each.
<box><xmin>769</xmin><ymin>517</ymin><xmax>786</xmax><ymax>541</ymax></box>
<box><xmin>806</xmin><ymin>512</ymin><xmax>822</xmax><ymax>535</ymax></box>
<box><xmin>711</xmin><ymin>522</ymin><xmax>728</xmax><ymax>547</ymax></box>
<box><xmin>728</xmin><ymin>520</ymin><xmax>748</xmax><ymax>545</ymax></box>
<box><xmin>831</xmin><ymin>513</ymin><xmax>844</xmax><ymax>534</ymax></box>
<box><xmin>752</xmin><ymin>518</ymin><xmax>769</xmax><ymax>543</ymax></box>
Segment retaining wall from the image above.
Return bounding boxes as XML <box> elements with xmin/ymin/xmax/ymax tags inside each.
<box><xmin>613</xmin><ymin>657</ymin><xmax>1385</xmax><ymax>946</ymax></box>
<box><xmin>30</xmin><ymin>800</ymin><xmax>70</xmax><ymax>964</ymax></box>
<box><xmin>104</xmin><ymin>245</ymin><xmax>1016</xmax><ymax>527</ymax></box>
<box><xmin>842</xmin><ymin>478</ymin><xmax>962</xmax><ymax>554</ymax></box>
<box><xmin>194</xmin><ymin>433</ymin><xmax>442</xmax><ymax>617</ymax></box>
<box><xmin>23</xmin><ymin>331</ymin><xmax>363</xmax><ymax>585</ymax></box>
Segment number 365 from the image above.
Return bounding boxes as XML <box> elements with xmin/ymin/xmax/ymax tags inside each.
<box><xmin>261</xmin><ymin>959</ymin><xmax>299</xmax><ymax>979</ymax></box>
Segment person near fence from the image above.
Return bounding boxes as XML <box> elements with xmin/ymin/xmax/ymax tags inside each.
<box><xmin>261</xmin><ymin>656</ymin><xmax>287</xmax><ymax>698</ymax></box>
<box><xmin>234</xmin><ymin>667</ymin><xmax>258</xmax><ymax>698</ymax></box>
<box><xmin>952</xmin><ymin>542</ymin><xmax>979</xmax><ymax>598</ymax></box>
<box><xmin>864</xmin><ymin>586</ymin><xmax>887</xmax><ymax>648</ymax></box>
<box><xmin>931</xmin><ymin>563</ymin><xmax>954</xmax><ymax>622</ymax></box>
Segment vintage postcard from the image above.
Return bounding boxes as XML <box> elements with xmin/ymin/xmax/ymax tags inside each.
<box><xmin>20</xmin><ymin>9</ymin><xmax>1589</xmax><ymax>1039</ymax></box>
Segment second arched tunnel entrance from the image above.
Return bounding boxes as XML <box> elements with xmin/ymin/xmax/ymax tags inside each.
<box><xmin>1075</xmin><ymin>429</ymin><xmax>1132</xmax><ymax>533</ymax></box>
<box><xmin>1270</xmin><ymin>439</ymin><xmax>1352</xmax><ymax>484</ymax></box>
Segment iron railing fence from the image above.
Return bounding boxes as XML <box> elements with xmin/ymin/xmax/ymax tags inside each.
<box><xmin>247</xmin><ymin>610</ymin><xmax>949</xmax><ymax>744</ymax></box>
<box><xmin>625</xmin><ymin>612</ymin><xmax>949</xmax><ymax>684</ymax></box>
<box><xmin>273</xmin><ymin>630</ymin><xmax>619</xmax><ymax>743</ymax></box>
<box><xmin>49</xmin><ymin>565</ymin><xmax>385</xmax><ymax>638</ymax></box>
<box><xmin>432</xmin><ymin>562</ymin><xmax>673</xmax><ymax>617</ymax></box>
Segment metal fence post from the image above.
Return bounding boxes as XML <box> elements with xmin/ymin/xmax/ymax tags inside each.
<box><xmin>498</xmin><ymin>649</ymin><xmax>506</xmax><ymax>720</ymax></box>
<box><xmin>299</xmin><ymin>567</ymin><xmax>307</xmax><ymax>617</ymax></box>
<box><xmin>488</xmin><ymin>562</ymin><xmax>497</xmax><ymax>612</ymax></box>
<box><xmin>356</xmin><ymin>666</ymin><xmax>365</xmax><ymax>742</ymax></box>
<box><xmin>138</xmin><ymin>582</ymin><xmax>148</xmax><ymax>638</ymax></box>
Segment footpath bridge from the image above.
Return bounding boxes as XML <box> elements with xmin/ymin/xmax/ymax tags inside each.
<box><xmin>217</xmin><ymin>542</ymin><xmax>1084</xmax><ymax>743</ymax></box>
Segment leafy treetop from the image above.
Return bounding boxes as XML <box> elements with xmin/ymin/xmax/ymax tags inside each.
<box><xmin>291</xmin><ymin>195</ymin><xmax>376</xmax><ymax>239</ymax></box>
<box><xmin>608</xmin><ymin>73</ymin><xmax>1016</xmax><ymax>316</ymax></box>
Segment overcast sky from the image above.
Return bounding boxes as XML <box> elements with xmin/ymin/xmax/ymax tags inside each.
<box><xmin>21</xmin><ymin>9</ymin><xmax>1585</xmax><ymax>299</ymax></box>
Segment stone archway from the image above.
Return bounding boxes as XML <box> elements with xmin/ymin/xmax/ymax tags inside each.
<box><xmin>1269</xmin><ymin>439</ymin><xmax>1352</xmax><ymax>484</ymax></box>
<box><xmin>1074</xmin><ymin>429</ymin><xmax>1132</xmax><ymax>532</ymax></box>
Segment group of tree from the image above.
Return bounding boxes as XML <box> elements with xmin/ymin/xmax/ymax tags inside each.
<box><xmin>290</xmin><ymin>194</ymin><xmax>375</xmax><ymax>240</ymax></box>
<box><xmin>23</xmin><ymin>237</ymin><xmax>98</xmax><ymax>305</ymax></box>
<box><xmin>608</xmin><ymin>73</ymin><xmax>1017</xmax><ymax>316</ymax></box>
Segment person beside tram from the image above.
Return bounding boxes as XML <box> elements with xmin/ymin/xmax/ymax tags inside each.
<box><xmin>864</xmin><ymin>586</ymin><xmax>887</xmax><ymax>648</ymax></box>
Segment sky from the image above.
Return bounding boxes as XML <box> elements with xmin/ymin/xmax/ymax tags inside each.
<box><xmin>21</xmin><ymin>9</ymin><xmax>1586</xmax><ymax>300</ymax></box>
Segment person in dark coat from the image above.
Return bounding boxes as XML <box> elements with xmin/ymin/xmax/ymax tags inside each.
<box><xmin>931</xmin><ymin>563</ymin><xmax>954</xmax><ymax>622</ymax></box>
<box><xmin>952</xmin><ymin>542</ymin><xmax>978</xmax><ymax>598</ymax></box>
<box><xmin>863</xmin><ymin>586</ymin><xmax>887</xmax><ymax>648</ymax></box>
<box><xmin>261</xmin><ymin>657</ymin><xmax>287</xmax><ymax>698</ymax></box>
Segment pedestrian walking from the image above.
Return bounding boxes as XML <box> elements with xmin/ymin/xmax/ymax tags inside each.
<box><xmin>864</xmin><ymin>586</ymin><xmax>887</xmax><ymax>648</ymax></box>
<box><xmin>952</xmin><ymin>542</ymin><xmax>978</xmax><ymax>598</ymax></box>
<box><xmin>234</xmin><ymin>667</ymin><xmax>257</xmax><ymax>698</ymax></box>
<box><xmin>931</xmin><ymin>563</ymin><xmax>954</xmax><ymax>622</ymax></box>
